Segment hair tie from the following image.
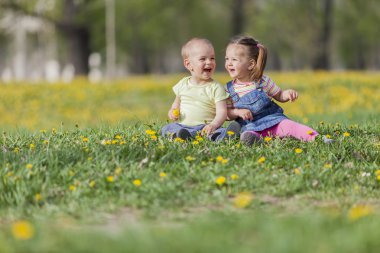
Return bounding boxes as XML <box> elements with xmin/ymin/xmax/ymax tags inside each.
<box><xmin>256</xmin><ymin>43</ymin><xmax>261</xmax><ymax>48</ymax></box>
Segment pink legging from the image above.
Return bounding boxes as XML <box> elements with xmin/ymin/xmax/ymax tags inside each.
<box><xmin>247</xmin><ymin>119</ymin><xmax>319</xmax><ymax>142</ymax></box>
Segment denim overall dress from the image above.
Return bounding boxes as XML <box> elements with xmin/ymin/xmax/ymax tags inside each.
<box><xmin>226</xmin><ymin>80</ymin><xmax>287</xmax><ymax>132</ymax></box>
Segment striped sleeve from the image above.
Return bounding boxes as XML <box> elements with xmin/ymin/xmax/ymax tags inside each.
<box><xmin>261</xmin><ymin>75</ymin><xmax>281</xmax><ymax>97</ymax></box>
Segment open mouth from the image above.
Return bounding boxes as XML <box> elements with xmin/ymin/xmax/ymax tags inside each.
<box><xmin>203</xmin><ymin>68</ymin><xmax>212</xmax><ymax>73</ymax></box>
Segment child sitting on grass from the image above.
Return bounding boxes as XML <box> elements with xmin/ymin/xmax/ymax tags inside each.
<box><xmin>224</xmin><ymin>35</ymin><xmax>332</xmax><ymax>145</ymax></box>
<box><xmin>161</xmin><ymin>37</ymin><xmax>240</xmax><ymax>142</ymax></box>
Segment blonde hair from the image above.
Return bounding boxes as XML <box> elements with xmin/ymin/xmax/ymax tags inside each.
<box><xmin>181</xmin><ymin>38</ymin><xmax>213</xmax><ymax>60</ymax></box>
<box><xmin>228</xmin><ymin>35</ymin><xmax>267</xmax><ymax>81</ymax></box>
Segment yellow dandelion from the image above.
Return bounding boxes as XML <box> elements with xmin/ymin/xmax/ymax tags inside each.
<box><xmin>215</xmin><ymin>176</ymin><xmax>226</xmax><ymax>186</ymax></box>
<box><xmin>325</xmin><ymin>134</ymin><xmax>331</xmax><ymax>139</ymax></box>
<box><xmin>119</xmin><ymin>141</ymin><xmax>126</xmax><ymax>145</ymax></box>
<box><xmin>230</xmin><ymin>174</ymin><xmax>239</xmax><ymax>180</ymax></box>
<box><xmin>216</xmin><ymin>156</ymin><xmax>224</xmax><ymax>162</ymax></box>
<box><xmin>377</xmin><ymin>175</ymin><xmax>380</xmax><ymax>181</ymax></box>
<box><xmin>87</xmin><ymin>157</ymin><xmax>93</xmax><ymax>161</ymax></box>
<box><xmin>294</xmin><ymin>168</ymin><xmax>302</xmax><ymax>175</ymax></box>
<box><xmin>375</xmin><ymin>170</ymin><xmax>380</xmax><ymax>176</ymax></box>
<box><xmin>186</xmin><ymin>156</ymin><xmax>196</xmax><ymax>161</ymax></box>
<box><xmin>145</xmin><ymin>129</ymin><xmax>156</xmax><ymax>135</ymax></box>
<box><xmin>348</xmin><ymin>204</ymin><xmax>374</xmax><ymax>221</ymax></box>
<box><xmin>257</xmin><ymin>156</ymin><xmax>266</xmax><ymax>163</ymax></box>
<box><xmin>233</xmin><ymin>192</ymin><xmax>253</xmax><ymax>208</ymax></box>
<box><xmin>150</xmin><ymin>135</ymin><xmax>157</xmax><ymax>141</ymax></box>
<box><xmin>29</xmin><ymin>144</ymin><xmax>35</xmax><ymax>150</ymax></box>
<box><xmin>114</xmin><ymin>135</ymin><xmax>122</xmax><ymax>139</ymax></box>
<box><xmin>106</xmin><ymin>176</ymin><xmax>114</xmax><ymax>182</ymax></box>
<box><xmin>221</xmin><ymin>159</ymin><xmax>229</xmax><ymax>164</ymax></box>
<box><xmin>111</xmin><ymin>140</ymin><xmax>119</xmax><ymax>144</ymax></box>
<box><xmin>172</xmin><ymin>108</ymin><xmax>180</xmax><ymax>118</ymax></box>
<box><xmin>43</xmin><ymin>140</ymin><xmax>49</xmax><ymax>145</ymax></box>
<box><xmin>39</xmin><ymin>129</ymin><xmax>46</xmax><ymax>133</ymax></box>
<box><xmin>82</xmin><ymin>137</ymin><xmax>89</xmax><ymax>142</ymax></box>
<box><xmin>195</xmin><ymin>136</ymin><xmax>204</xmax><ymax>141</ymax></box>
<box><xmin>89</xmin><ymin>180</ymin><xmax>96</xmax><ymax>188</ymax></box>
<box><xmin>26</xmin><ymin>164</ymin><xmax>33</xmax><ymax>170</ymax></box>
<box><xmin>133</xmin><ymin>179</ymin><xmax>142</xmax><ymax>187</ymax></box>
<box><xmin>192</xmin><ymin>140</ymin><xmax>199</xmax><ymax>145</ymax></box>
<box><xmin>159</xmin><ymin>172</ymin><xmax>167</xmax><ymax>178</ymax></box>
<box><xmin>13</xmin><ymin>147</ymin><xmax>20</xmax><ymax>153</ymax></box>
<box><xmin>7</xmin><ymin>171</ymin><xmax>14</xmax><ymax>177</ymax></box>
<box><xmin>307</xmin><ymin>130</ymin><xmax>314</xmax><ymax>135</ymax></box>
<box><xmin>34</xmin><ymin>193</ymin><xmax>42</xmax><ymax>202</ymax></box>
<box><xmin>69</xmin><ymin>185</ymin><xmax>76</xmax><ymax>191</ymax></box>
<box><xmin>114</xmin><ymin>167</ymin><xmax>122</xmax><ymax>175</ymax></box>
<box><xmin>227</xmin><ymin>131</ymin><xmax>235</xmax><ymax>136</ymax></box>
<box><xmin>295</xmin><ymin>148</ymin><xmax>303</xmax><ymax>154</ymax></box>
<box><xmin>174</xmin><ymin>137</ymin><xmax>184</xmax><ymax>143</ymax></box>
<box><xmin>264</xmin><ymin>136</ymin><xmax>272</xmax><ymax>142</ymax></box>
<box><xmin>324</xmin><ymin>163</ymin><xmax>332</xmax><ymax>169</ymax></box>
<box><xmin>343</xmin><ymin>132</ymin><xmax>350</xmax><ymax>137</ymax></box>
<box><xmin>11</xmin><ymin>220</ymin><xmax>35</xmax><ymax>240</ymax></box>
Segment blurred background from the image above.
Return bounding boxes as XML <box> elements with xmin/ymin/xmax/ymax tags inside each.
<box><xmin>0</xmin><ymin>0</ymin><xmax>379</xmax><ymax>83</ymax></box>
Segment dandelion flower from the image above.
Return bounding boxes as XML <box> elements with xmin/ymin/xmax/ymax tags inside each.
<box><xmin>26</xmin><ymin>164</ymin><xmax>33</xmax><ymax>170</ymax></box>
<box><xmin>257</xmin><ymin>156</ymin><xmax>265</xmax><ymax>163</ymax></box>
<box><xmin>174</xmin><ymin>137</ymin><xmax>184</xmax><ymax>143</ymax></box>
<box><xmin>159</xmin><ymin>172</ymin><xmax>167</xmax><ymax>178</ymax></box>
<box><xmin>112</xmin><ymin>140</ymin><xmax>119</xmax><ymax>144</ymax></box>
<box><xmin>325</xmin><ymin>134</ymin><xmax>331</xmax><ymax>139</ymax></box>
<box><xmin>186</xmin><ymin>156</ymin><xmax>196</xmax><ymax>161</ymax></box>
<box><xmin>264</xmin><ymin>137</ymin><xmax>272</xmax><ymax>142</ymax></box>
<box><xmin>34</xmin><ymin>193</ymin><xmax>42</xmax><ymax>202</ymax></box>
<box><xmin>348</xmin><ymin>204</ymin><xmax>374</xmax><ymax>221</ymax></box>
<box><xmin>215</xmin><ymin>176</ymin><xmax>226</xmax><ymax>186</ymax></box>
<box><xmin>69</xmin><ymin>185</ymin><xmax>76</xmax><ymax>191</ymax></box>
<box><xmin>216</xmin><ymin>156</ymin><xmax>224</xmax><ymax>162</ymax></box>
<box><xmin>195</xmin><ymin>136</ymin><xmax>204</xmax><ymax>141</ymax></box>
<box><xmin>114</xmin><ymin>167</ymin><xmax>122</xmax><ymax>175</ymax></box>
<box><xmin>343</xmin><ymin>132</ymin><xmax>350</xmax><ymax>137</ymax></box>
<box><xmin>133</xmin><ymin>179</ymin><xmax>142</xmax><ymax>187</ymax></box>
<box><xmin>82</xmin><ymin>137</ymin><xmax>89</xmax><ymax>142</ymax></box>
<box><xmin>295</xmin><ymin>148</ymin><xmax>303</xmax><ymax>154</ymax></box>
<box><xmin>172</xmin><ymin>108</ymin><xmax>180</xmax><ymax>118</ymax></box>
<box><xmin>233</xmin><ymin>192</ymin><xmax>253</xmax><ymax>208</ymax></box>
<box><xmin>107</xmin><ymin>176</ymin><xmax>114</xmax><ymax>182</ymax></box>
<box><xmin>89</xmin><ymin>180</ymin><xmax>96</xmax><ymax>188</ymax></box>
<box><xmin>324</xmin><ymin>163</ymin><xmax>332</xmax><ymax>169</ymax></box>
<box><xmin>227</xmin><ymin>131</ymin><xmax>235</xmax><ymax>136</ymax></box>
<box><xmin>192</xmin><ymin>140</ymin><xmax>199</xmax><ymax>145</ymax></box>
<box><xmin>375</xmin><ymin>170</ymin><xmax>380</xmax><ymax>176</ymax></box>
<box><xmin>29</xmin><ymin>144</ymin><xmax>35</xmax><ymax>150</ymax></box>
<box><xmin>150</xmin><ymin>135</ymin><xmax>157</xmax><ymax>141</ymax></box>
<box><xmin>114</xmin><ymin>135</ymin><xmax>122</xmax><ymax>139</ymax></box>
<box><xmin>294</xmin><ymin>168</ymin><xmax>302</xmax><ymax>175</ymax></box>
<box><xmin>307</xmin><ymin>130</ymin><xmax>314</xmax><ymax>135</ymax></box>
<box><xmin>145</xmin><ymin>130</ymin><xmax>156</xmax><ymax>135</ymax></box>
<box><xmin>11</xmin><ymin>221</ymin><xmax>34</xmax><ymax>240</ymax></box>
<box><xmin>230</xmin><ymin>174</ymin><xmax>239</xmax><ymax>180</ymax></box>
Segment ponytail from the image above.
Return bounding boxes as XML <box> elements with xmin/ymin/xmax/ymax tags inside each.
<box><xmin>251</xmin><ymin>44</ymin><xmax>267</xmax><ymax>81</ymax></box>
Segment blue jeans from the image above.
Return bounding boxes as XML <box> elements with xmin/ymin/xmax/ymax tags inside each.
<box><xmin>161</xmin><ymin>123</ymin><xmax>227</xmax><ymax>141</ymax></box>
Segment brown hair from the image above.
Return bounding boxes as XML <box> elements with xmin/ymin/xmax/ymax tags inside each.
<box><xmin>181</xmin><ymin>38</ymin><xmax>213</xmax><ymax>60</ymax></box>
<box><xmin>228</xmin><ymin>35</ymin><xmax>267</xmax><ymax>81</ymax></box>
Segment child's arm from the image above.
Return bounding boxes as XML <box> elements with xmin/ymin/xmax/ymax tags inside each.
<box><xmin>272</xmin><ymin>89</ymin><xmax>298</xmax><ymax>103</ymax></box>
<box><xmin>168</xmin><ymin>96</ymin><xmax>180</xmax><ymax>120</ymax></box>
<box><xmin>202</xmin><ymin>100</ymin><xmax>227</xmax><ymax>136</ymax></box>
<box><xmin>227</xmin><ymin>108</ymin><xmax>253</xmax><ymax>121</ymax></box>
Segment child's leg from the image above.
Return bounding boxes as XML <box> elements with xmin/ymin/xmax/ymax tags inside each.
<box><xmin>260</xmin><ymin>119</ymin><xmax>318</xmax><ymax>141</ymax></box>
<box><xmin>161</xmin><ymin>123</ymin><xmax>183</xmax><ymax>138</ymax></box>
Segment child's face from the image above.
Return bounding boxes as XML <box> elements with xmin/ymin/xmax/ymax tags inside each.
<box><xmin>184</xmin><ymin>42</ymin><xmax>216</xmax><ymax>83</ymax></box>
<box><xmin>225</xmin><ymin>44</ymin><xmax>254</xmax><ymax>82</ymax></box>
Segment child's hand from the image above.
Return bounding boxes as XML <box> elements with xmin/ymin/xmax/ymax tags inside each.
<box><xmin>168</xmin><ymin>108</ymin><xmax>180</xmax><ymax>120</ymax></box>
<box><xmin>282</xmin><ymin>89</ymin><xmax>298</xmax><ymax>102</ymax></box>
<box><xmin>202</xmin><ymin>123</ymin><xmax>218</xmax><ymax>136</ymax></box>
<box><xmin>236</xmin><ymin>109</ymin><xmax>253</xmax><ymax>120</ymax></box>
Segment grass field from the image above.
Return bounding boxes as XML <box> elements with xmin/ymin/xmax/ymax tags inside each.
<box><xmin>0</xmin><ymin>72</ymin><xmax>380</xmax><ymax>252</ymax></box>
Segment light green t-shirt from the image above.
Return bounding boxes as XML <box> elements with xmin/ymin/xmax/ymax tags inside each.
<box><xmin>173</xmin><ymin>76</ymin><xmax>229</xmax><ymax>126</ymax></box>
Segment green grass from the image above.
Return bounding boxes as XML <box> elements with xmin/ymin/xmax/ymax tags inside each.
<box><xmin>0</xmin><ymin>120</ymin><xmax>379</xmax><ymax>252</ymax></box>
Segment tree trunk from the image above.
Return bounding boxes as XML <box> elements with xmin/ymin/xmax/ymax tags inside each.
<box><xmin>231</xmin><ymin>0</ymin><xmax>245</xmax><ymax>36</ymax></box>
<box><xmin>312</xmin><ymin>0</ymin><xmax>333</xmax><ymax>70</ymax></box>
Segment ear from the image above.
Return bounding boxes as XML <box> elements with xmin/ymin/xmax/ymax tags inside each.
<box><xmin>184</xmin><ymin>58</ymin><xmax>193</xmax><ymax>71</ymax></box>
<box><xmin>248</xmin><ymin>59</ymin><xmax>256</xmax><ymax>70</ymax></box>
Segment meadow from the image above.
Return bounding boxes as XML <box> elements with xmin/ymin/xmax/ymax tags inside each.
<box><xmin>0</xmin><ymin>72</ymin><xmax>379</xmax><ymax>252</ymax></box>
